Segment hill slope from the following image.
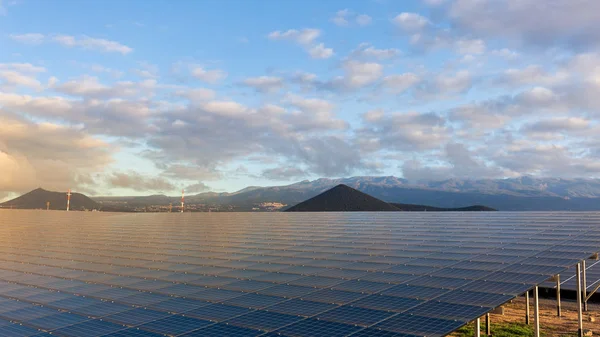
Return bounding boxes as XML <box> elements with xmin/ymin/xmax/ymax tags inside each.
<box><xmin>285</xmin><ymin>184</ymin><xmax>400</xmax><ymax>212</ymax></box>
<box><xmin>0</xmin><ymin>188</ymin><xmax>98</xmax><ymax>210</ymax></box>
<box><xmin>390</xmin><ymin>203</ymin><xmax>496</xmax><ymax>212</ymax></box>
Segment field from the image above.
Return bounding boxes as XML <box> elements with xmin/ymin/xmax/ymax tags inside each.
<box><xmin>451</xmin><ymin>297</ymin><xmax>600</xmax><ymax>337</ymax></box>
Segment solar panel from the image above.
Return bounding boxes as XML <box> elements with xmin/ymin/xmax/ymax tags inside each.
<box><xmin>137</xmin><ymin>314</ymin><xmax>212</xmax><ymax>335</ymax></box>
<box><xmin>1</xmin><ymin>211</ymin><xmax>600</xmax><ymax>337</ymax></box>
<box><xmin>103</xmin><ymin>308</ymin><xmax>170</xmax><ymax>326</ymax></box>
<box><xmin>273</xmin><ymin>318</ymin><xmax>363</xmax><ymax>337</ymax></box>
<box><xmin>227</xmin><ymin>310</ymin><xmax>302</xmax><ymax>331</ymax></box>
<box><xmin>316</xmin><ymin>305</ymin><xmax>395</xmax><ymax>326</ymax></box>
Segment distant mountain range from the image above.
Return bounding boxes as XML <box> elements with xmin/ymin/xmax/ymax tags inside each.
<box><xmin>5</xmin><ymin>176</ymin><xmax>600</xmax><ymax>211</ymax></box>
<box><xmin>285</xmin><ymin>184</ymin><xmax>496</xmax><ymax>212</ymax></box>
<box><xmin>0</xmin><ymin>188</ymin><xmax>98</xmax><ymax>210</ymax></box>
<box><xmin>178</xmin><ymin>176</ymin><xmax>600</xmax><ymax>211</ymax></box>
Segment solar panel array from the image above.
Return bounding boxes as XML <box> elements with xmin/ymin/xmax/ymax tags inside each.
<box><xmin>542</xmin><ymin>259</ymin><xmax>600</xmax><ymax>293</ymax></box>
<box><xmin>0</xmin><ymin>210</ymin><xmax>599</xmax><ymax>337</ymax></box>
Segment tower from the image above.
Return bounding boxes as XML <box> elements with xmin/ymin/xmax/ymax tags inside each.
<box><xmin>66</xmin><ymin>189</ymin><xmax>71</xmax><ymax>211</ymax></box>
<box><xmin>181</xmin><ymin>189</ymin><xmax>185</xmax><ymax>213</ymax></box>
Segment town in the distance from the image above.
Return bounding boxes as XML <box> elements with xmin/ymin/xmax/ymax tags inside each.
<box><xmin>3</xmin><ymin>176</ymin><xmax>600</xmax><ymax>212</ymax></box>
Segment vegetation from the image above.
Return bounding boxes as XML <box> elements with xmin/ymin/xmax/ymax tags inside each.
<box><xmin>453</xmin><ymin>322</ymin><xmax>536</xmax><ymax>337</ymax></box>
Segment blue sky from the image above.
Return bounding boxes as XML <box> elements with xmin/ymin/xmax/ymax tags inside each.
<box><xmin>1</xmin><ymin>0</ymin><xmax>600</xmax><ymax>198</ymax></box>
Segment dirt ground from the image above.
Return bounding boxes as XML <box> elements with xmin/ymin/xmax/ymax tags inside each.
<box><xmin>450</xmin><ymin>296</ymin><xmax>600</xmax><ymax>336</ymax></box>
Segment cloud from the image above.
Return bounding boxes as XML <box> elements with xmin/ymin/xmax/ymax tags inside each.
<box><xmin>0</xmin><ymin>68</ymin><xmax>43</xmax><ymax>90</ymax></box>
<box><xmin>10</xmin><ymin>33</ymin><xmax>133</xmax><ymax>54</ymax></box>
<box><xmin>393</xmin><ymin>12</ymin><xmax>430</xmax><ymax>31</ymax></box>
<box><xmin>190</xmin><ymin>65</ymin><xmax>227</xmax><ymax>83</ymax></box>
<box><xmin>176</xmin><ymin>88</ymin><xmax>216</xmax><ymax>102</ymax></box>
<box><xmin>351</xmin><ymin>43</ymin><xmax>400</xmax><ymax>60</ymax></box>
<box><xmin>442</xmin><ymin>0</ymin><xmax>600</xmax><ymax>49</ymax></box>
<box><xmin>356</xmin><ymin>15</ymin><xmax>372</xmax><ymax>26</ymax></box>
<box><xmin>0</xmin><ymin>111</ymin><xmax>112</xmax><ymax>193</ymax></box>
<box><xmin>132</xmin><ymin>62</ymin><xmax>159</xmax><ymax>79</ymax></box>
<box><xmin>107</xmin><ymin>171</ymin><xmax>175</xmax><ymax>192</ymax></box>
<box><xmin>331</xmin><ymin>10</ymin><xmax>372</xmax><ymax>27</ymax></box>
<box><xmin>261</xmin><ymin>166</ymin><xmax>307</xmax><ymax>180</ymax></box>
<box><xmin>455</xmin><ymin>38</ymin><xmax>485</xmax><ymax>54</ymax></box>
<box><xmin>52</xmin><ymin>35</ymin><xmax>133</xmax><ymax>54</ymax></box>
<box><xmin>494</xmin><ymin>65</ymin><xmax>569</xmax><ymax>88</ymax></box>
<box><xmin>242</xmin><ymin>76</ymin><xmax>285</xmax><ymax>92</ymax></box>
<box><xmin>185</xmin><ymin>182</ymin><xmax>211</xmax><ymax>193</ymax></box>
<box><xmin>358</xmin><ymin>111</ymin><xmax>449</xmax><ymax>152</ymax></box>
<box><xmin>382</xmin><ymin>73</ymin><xmax>420</xmax><ymax>93</ymax></box>
<box><xmin>331</xmin><ymin>9</ymin><xmax>350</xmax><ymax>26</ymax></box>
<box><xmin>268</xmin><ymin>28</ymin><xmax>334</xmax><ymax>59</ymax></box>
<box><xmin>9</xmin><ymin>33</ymin><xmax>44</xmax><ymax>45</ymax></box>
<box><xmin>415</xmin><ymin>70</ymin><xmax>472</xmax><ymax>98</ymax></box>
<box><xmin>402</xmin><ymin>143</ymin><xmax>508</xmax><ymax>181</ymax></box>
<box><xmin>268</xmin><ymin>28</ymin><xmax>320</xmax><ymax>45</ymax></box>
<box><xmin>521</xmin><ymin>117</ymin><xmax>591</xmax><ymax>134</ymax></box>
<box><xmin>308</xmin><ymin>43</ymin><xmax>334</xmax><ymax>59</ymax></box>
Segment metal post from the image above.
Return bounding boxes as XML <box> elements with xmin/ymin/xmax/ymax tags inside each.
<box><xmin>525</xmin><ymin>291</ymin><xmax>530</xmax><ymax>325</ymax></box>
<box><xmin>556</xmin><ymin>274</ymin><xmax>561</xmax><ymax>317</ymax></box>
<box><xmin>582</xmin><ymin>260</ymin><xmax>588</xmax><ymax>312</ymax></box>
<box><xmin>577</xmin><ymin>262</ymin><xmax>584</xmax><ymax>337</ymax></box>
<box><xmin>485</xmin><ymin>313</ymin><xmax>491</xmax><ymax>336</ymax></box>
<box><xmin>475</xmin><ymin>317</ymin><xmax>481</xmax><ymax>337</ymax></box>
<box><xmin>534</xmin><ymin>285</ymin><xmax>540</xmax><ymax>337</ymax></box>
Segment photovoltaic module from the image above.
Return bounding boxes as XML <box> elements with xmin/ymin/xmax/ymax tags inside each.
<box><xmin>0</xmin><ymin>210</ymin><xmax>599</xmax><ymax>337</ymax></box>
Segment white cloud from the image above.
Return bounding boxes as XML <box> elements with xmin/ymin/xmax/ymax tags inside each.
<box><xmin>268</xmin><ymin>28</ymin><xmax>321</xmax><ymax>45</ymax></box>
<box><xmin>491</xmin><ymin>48</ymin><xmax>520</xmax><ymax>60</ymax></box>
<box><xmin>444</xmin><ymin>0</ymin><xmax>600</xmax><ymax>49</ymax></box>
<box><xmin>351</xmin><ymin>43</ymin><xmax>400</xmax><ymax>60</ymax></box>
<box><xmin>52</xmin><ymin>35</ymin><xmax>133</xmax><ymax>54</ymax></box>
<box><xmin>268</xmin><ymin>28</ymin><xmax>333</xmax><ymax>59</ymax></box>
<box><xmin>177</xmin><ymin>88</ymin><xmax>216</xmax><ymax>102</ymax></box>
<box><xmin>332</xmin><ymin>10</ymin><xmax>372</xmax><ymax>27</ymax></box>
<box><xmin>9</xmin><ymin>33</ymin><xmax>45</xmax><ymax>45</ymax></box>
<box><xmin>0</xmin><ymin>70</ymin><xmax>42</xmax><ymax>89</ymax></box>
<box><xmin>190</xmin><ymin>66</ymin><xmax>227</xmax><ymax>83</ymax></box>
<box><xmin>308</xmin><ymin>43</ymin><xmax>334</xmax><ymax>59</ymax></box>
<box><xmin>455</xmin><ymin>38</ymin><xmax>485</xmax><ymax>54</ymax></box>
<box><xmin>0</xmin><ymin>111</ymin><xmax>112</xmax><ymax>193</ymax></box>
<box><xmin>383</xmin><ymin>73</ymin><xmax>420</xmax><ymax>93</ymax></box>
<box><xmin>342</xmin><ymin>60</ymin><xmax>383</xmax><ymax>87</ymax></box>
<box><xmin>243</xmin><ymin>76</ymin><xmax>285</xmax><ymax>92</ymax></box>
<box><xmin>331</xmin><ymin>9</ymin><xmax>350</xmax><ymax>26</ymax></box>
<box><xmin>356</xmin><ymin>14</ymin><xmax>372</xmax><ymax>26</ymax></box>
<box><xmin>393</xmin><ymin>12</ymin><xmax>430</xmax><ymax>31</ymax></box>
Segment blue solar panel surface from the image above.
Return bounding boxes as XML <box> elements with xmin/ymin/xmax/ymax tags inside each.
<box><xmin>0</xmin><ymin>210</ymin><xmax>600</xmax><ymax>337</ymax></box>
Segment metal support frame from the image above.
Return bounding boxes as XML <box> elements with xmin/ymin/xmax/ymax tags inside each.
<box><xmin>577</xmin><ymin>262</ymin><xmax>584</xmax><ymax>337</ymax></box>
<box><xmin>556</xmin><ymin>274</ymin><xmax>561</xmax><ymax>317</ymax></box>
<box><xmin>485</xmin><ymin>313</ymin><xmax>491</xmax><ymax>336</ymax></box>
<box><xmin>525</xmin><ymin>291</ymin><xmax>530</xmax><ymax>325</ymax></box>
<box><xmin>582</xmin><ymin>260</ymin><xmax>588</xmax><ymax>312</ymax></box>
<box><xmin>534</xmin><ymin>285</ymin><xmax>540</xmax><ymax>337</ymax></box>
<box><xmin>475</xmin><ymin>317</ymin><xmax>481</xmax><ymax>337</ymax></box>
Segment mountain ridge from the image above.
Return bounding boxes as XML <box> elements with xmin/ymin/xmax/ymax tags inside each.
<box><xmin>0</xmin><ymin>188</ymin><xmax>98</xmax><ymax>210</ymax></box>
<box><xmin>285</xmin><ymin>184</ymin><xmax>400</xmax><ymax>212</ymax></box>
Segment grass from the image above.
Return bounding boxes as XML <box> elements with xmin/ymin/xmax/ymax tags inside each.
<box><xmin>453</xmin><ymin>322</ymin><xmax>537</xmax><ymax>337</ymax></box>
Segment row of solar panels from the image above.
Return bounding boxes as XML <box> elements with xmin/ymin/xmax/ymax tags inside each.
<box><xmin>1</xmin><ymin>211</ymin><xmax>599</xmax><ymax>336</ymax></box>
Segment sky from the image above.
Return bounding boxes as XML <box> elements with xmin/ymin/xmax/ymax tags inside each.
<box><xmin>1</xmin><ymin>0</ymin><xmax>600</xmax><ymax>199</ymax></box>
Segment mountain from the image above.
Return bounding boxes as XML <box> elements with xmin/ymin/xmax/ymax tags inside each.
<box><xmin>1</xmin><ymin>188</ymin><xmax>98</xmax><ymax>210</ymax></box>
<box><xmin>390</xmin><ymin>203</ymin><xmax>496</xmax><ymax>212</ymax></box>
<box><xmin>91</xmin><ymin>176</ymin><xmax>600</xmax><ymax>211</ymax></box>
<box><xmin>285</xmin><ymin>184</ymin><xmax>400</xmax><ymax>212</ymax></box>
